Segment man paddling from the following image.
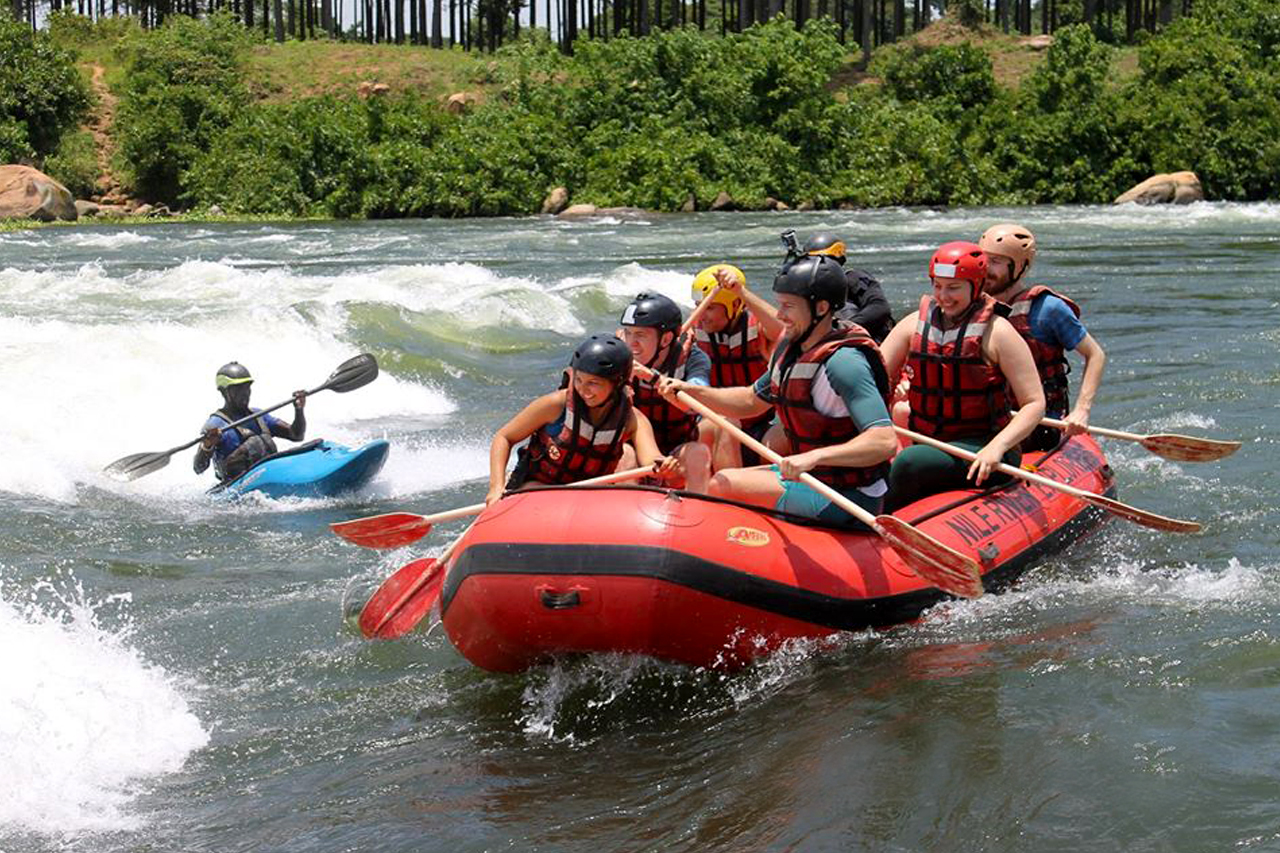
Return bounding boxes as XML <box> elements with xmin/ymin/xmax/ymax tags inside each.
<box><xmin>690</xmin><ymin>263</ymin><xmax>782</xmax><ymax>469</ymax></box>
<box><xmin>194</xmin><ymin>362</ymin><xmax>307</xmax><ymax>482</ymax></box>
<box><xmin>979</xmin><ymin>223</ymin><xmax>1107</xmax><ymax>452</ymax></box>
<box><xmin>620</xmin><ymin>292</ymin><xmax>713</xmax><ymax>491</ymax></box>
<box><xmin>656</xmin><ymin>255</ymin><xmax>897</xmax><ymax>528</ymax></box>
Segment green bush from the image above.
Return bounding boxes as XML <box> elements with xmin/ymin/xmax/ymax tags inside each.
<box><xmin>986</xmin><ymin>25</ymin><xmax>1130</xmax><ymax>202</ymax></box>
<box><xmin>1115</xmin><ymin>11</ymin><xmax>1280</xmax><ymax>199</ymax></box>
<box><xmin>43</xmin><ymin>129</ymin><xmax>98</xmax><ymax>197</ymax></box>
<box><xmin>873</xmin><ymin>42</ymin><xmax>996</xmax><ymax>115</ymax></box>
<box><xmin>186</xmin><ymin>96</ymin><xmax>375</xmax><ymax>216</ymax></box>
<box><xmin>109</xmin><ymin>0</ymin><xmax>1280</xmax><ymax>215</ymax></box>
<box><xmin>0</xmin><ymin>13</ymin><xmax>91</xmax><ymax>159</ymax></box>
<box><xmin>114</xmin><ymin>12</ymin><xmax>251</xmax><ymax>205</ymax></box>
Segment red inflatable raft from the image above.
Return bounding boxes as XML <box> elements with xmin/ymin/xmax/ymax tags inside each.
<box><xmin>438</xmin><ymin>435</ymin><xmax>1114</xmax><ymax>672</ymax></box>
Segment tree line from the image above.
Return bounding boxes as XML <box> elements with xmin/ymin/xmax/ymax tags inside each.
<box><xmin>10</xmin><ymin>0</ymin><xmax>1193</xmax><ymax>57</ymax></box>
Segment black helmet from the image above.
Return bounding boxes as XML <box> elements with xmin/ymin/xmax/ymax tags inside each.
<box><xmin>773</xmin><ymin>255</ymin><xmax>848</xmax><ymax>314</ymax></box>
<box><xmin>215</xmin><ymin>361</ymin><xmax>253</xmax><ymax>390</ymax></box>
<box><xmin>570</xmin><ymin>334</ymin><xmax>633</xmax><ymax>381</ymax></box>
<box><xmin>619</xmin><ymin>291</ymin><xmax>682</xmax><ymax>334</ymax></box>
<box><xmin>804</xmin><ymin>233</ymin><xmax>848</xmax><ymax>265</ymax></box>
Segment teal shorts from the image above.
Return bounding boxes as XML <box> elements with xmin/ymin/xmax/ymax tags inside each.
<box><xmin>771</xmin><ymin>465</ymin><xmax>882</xmax><ymax>529</ymax></box>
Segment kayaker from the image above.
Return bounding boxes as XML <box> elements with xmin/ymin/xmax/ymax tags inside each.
<box><xmin>194</xmin><ymin>362</ymin><xmax>307</xmax><ymax>482</ymax></box>
<box><xmin>488</xmin><ymin>335</ymin><xmax>668</xmax><ymax>506</ymax></box>
<box><xmin>690</xmin><ymin>263</ymin><xmax>782</xmax><ymax>469</ymax></box>
<box><xmin>620</xmin><ymin>292</ymin><xmax>713</xmax><ymax>491</ymax></box>
<box><xmin>656</xmin><ymin>255</ymin><xmax>898</xmax><ymax>528</ymax></box>
<box><xmin>979</xmin><ymin>223</ymin><xmax>1107</xmax><ymax>451</ymax></box>
<box><xmin>796</xmin><ymin>232</ymin><xmax>896</xmax><ymax>343</ymax></box>
<box><xmin>879</xmin><ymin>242</ymin><xmax>1046</xmax><ymax>512</ymax></box>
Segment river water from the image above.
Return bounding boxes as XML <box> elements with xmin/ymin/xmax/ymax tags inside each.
<box><xmin>0</xmin><ymin>206</ymin><xmax>1275</xmax><ymax>853</ymax></box>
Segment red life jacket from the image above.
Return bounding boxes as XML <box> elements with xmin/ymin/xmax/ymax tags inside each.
<box><xmin>766</xmin><ymin>324</ymin><xmax>892</xmax><ymax>490</ymax></box>
<box><xmin>630</xmin><ymin>340</ymin><xmax>700</xmax><ymax>454</ymax></box>
<box><xmin>906</xmin><ymin>293</ymin><xmax>1012</xmax><ymax>441</ymax></box>
<box><xmin>694</xmin><ymin>312</ymin><xmax>773</xmax><ymax>429</ymax></box>
<box><xmin>524</xmin><ymin>378</ymin><xmax>632</xmax><ymax>485</ymax></box>
<box><xmin>1004</xmin><ymin>285</ymin><xmax>1081</xmax><ymax>418</ymax></box>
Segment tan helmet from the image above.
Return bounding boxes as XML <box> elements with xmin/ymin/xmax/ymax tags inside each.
<box><xmin>979</xmin><ymin>223</ymin><xmax>1036</xmax><ymax>284</ymax></box>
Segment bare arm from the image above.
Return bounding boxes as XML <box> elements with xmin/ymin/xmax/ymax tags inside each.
<box><xmin>968</xmin><ymin>317</ymin><xmax>1046</xmax><ymax>482</ymax></box>
<box><xmin>657</xmin><ymin>377</ymin><xmax>772</xmax><ymax>420</ymax></box>
<box><xmin>628</xmin><ymin>409</ymin><xmax>663</xmax><ymax>468</ymax></box>
<box><xmin>879</xmin><ymin>314</ymin><xmax>917</xmax><ymax>388</ymax></box>
<box><xmin>778</xmin><ymin>425</ymin><xmax>898</xmax><ymax>481</ymax></box>
<box><xmin>714</xmin><ymin>266</ymin><xmax>783</xmax><ymax>345</ymax></box>
<box><xmin>1064</xmin><ymin>333</ymin><xmax>1106</xmax><ymax>434</ymax></box>
<box><xmin>487</xmin><ymin>392</ymin><xmax>563</xmax><ymax>504</ymax></box>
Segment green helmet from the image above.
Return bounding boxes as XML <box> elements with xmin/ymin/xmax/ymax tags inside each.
<box><xmin>215</xmin><ymin>362</ymin><xmax>253</xmax><ymax>390</ymax></box>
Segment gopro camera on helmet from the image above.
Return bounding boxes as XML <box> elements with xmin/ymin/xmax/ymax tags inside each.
<box><xmin>780</xmin><ymin>229</ymin><xmax>803</xmax><ymax>265</ymax></box>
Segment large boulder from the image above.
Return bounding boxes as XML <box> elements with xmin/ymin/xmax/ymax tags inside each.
<box><xmin>541</xmin><ymin>186</ymin><xmax>569</xmax><ymax>215</ymax></box>
<box><xmin>1114</xmin><ymin>171</ymin><xmax>1204</xmax><ymax>205</ymax></box>
<box><xmin>557</xmin><ymin>203</ymin><xmax>599</xmax><ymax>218</ymax></box>
<box><xmin>710</xmin><ymin>190</ymin><xmax>735</xmax><ymax>211</ymax></box>
<box><xmin>0</xmin><ymin>165</ymin><xmax>78</xmax><ymax>222</ymax></box>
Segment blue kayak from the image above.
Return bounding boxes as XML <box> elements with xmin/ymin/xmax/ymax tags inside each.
<box><xmin>211</xmin><ymin>439</ymin><xmax>390</xmax><ymax>499</ymax></box>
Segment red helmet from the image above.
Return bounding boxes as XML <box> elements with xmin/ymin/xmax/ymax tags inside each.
<box><xmin>929</xmin><ymin>241</ymin><xmax>988</xmax><ymax>297</ymax></box>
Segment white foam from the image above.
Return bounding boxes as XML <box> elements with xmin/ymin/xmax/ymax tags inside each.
<box><xmin>0</xmin><ymin>571</ymin><xmax>208</xmax><ymax>837</ymax></box>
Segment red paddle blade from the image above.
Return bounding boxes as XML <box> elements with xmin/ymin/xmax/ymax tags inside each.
<box><xmin>358</xmin><ymin>557</ymin><xmax>445</xmax><ymax>638</ymax></box>
<box><xmin>875</xmin><ymin>515</ymin><xmax>985</xmax><ymax>600</ymax></box>
<box><xmin>1141</xmin><ymin>434</ymin><xmax>1241</xmax><ymax>463</ymax></box>
<box><xmin>331</xmin><ymin>513</ymin><xmax>432</xmax><ymax>549</ymax></box>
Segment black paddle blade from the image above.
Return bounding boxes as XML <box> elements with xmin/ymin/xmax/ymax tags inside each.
<box><xmin>103</xmin><ymin>451</ymin><xmax>172</xmax><ymax>482</ymax></box>
<box><xmin>325</xmin><ymin>353</ymin><xmax>378</xmax><ymax>393</ymax></box>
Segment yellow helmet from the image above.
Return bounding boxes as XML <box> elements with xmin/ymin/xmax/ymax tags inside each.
<box><xmin>978</xmin><ymin>223</ymin><xmax>1036</xmax><ymax>284</ymax></box>
<box><xmin>691</xmin><ymin>264</ymin><xmax>746</xmax><ymax>321</ymax></box>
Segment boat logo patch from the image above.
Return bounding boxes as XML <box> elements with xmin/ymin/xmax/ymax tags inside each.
<box><xmin>726</xmin><ymin>526</ymin><xmax>770</xmax><ymax>547</ymax></box>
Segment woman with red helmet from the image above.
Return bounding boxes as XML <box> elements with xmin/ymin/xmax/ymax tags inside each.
<box><xmin>878</xmin><ymin>241</ymin><xmax>1046</xmax><ymax>512</ymax></box>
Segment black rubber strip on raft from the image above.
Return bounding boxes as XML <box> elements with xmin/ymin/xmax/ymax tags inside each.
<box><xmin>439</xmin><ymin>501</ymin><xmax>1110</xmax><ymax>632</ymax></box>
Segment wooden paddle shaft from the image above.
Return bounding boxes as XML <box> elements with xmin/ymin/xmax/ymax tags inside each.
<box><xmin>897</xmin><ymin>425</ymin><xmax>1104</xmax><ymax>502</ymax></box>
<box><xmin>1041</xmin><ymin>416</ymin><xmax>1143</xmax><ymax>442</ymax></box>
<box><xmin>659</xmin><ymin>380</ymin><xmax>882</xmax><ymax>531</ymax></box>
<box><xmin>680</xmin><ymin>285</ymin><xmax>722</xmax><ymax>336</ymax></box>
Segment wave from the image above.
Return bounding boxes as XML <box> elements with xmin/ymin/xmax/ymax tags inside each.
<box><xmin>0</xmin><ymin>568</ymin><xmax>208</xmax><ymax>839</ymax></box>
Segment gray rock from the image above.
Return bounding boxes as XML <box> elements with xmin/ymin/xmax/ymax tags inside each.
<box><xmin>710</xmin><ymin>190</ymin><xmax>735</xmax><ymax>211</ymax></box>
<box><xmin>75</xmin><ymin>199</ymin><xmax>100</xmax><ymax>218</ymax></box>
<box><xmin>681</xmin><ymin>194</ymin><xmax>697</xmax><ymax>213</ymax></box>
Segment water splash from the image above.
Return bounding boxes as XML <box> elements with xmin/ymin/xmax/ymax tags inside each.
<box><xmin>0</xmin><ymin>567</ymin><xmax>208</xmax><ymax>839</ymax></box>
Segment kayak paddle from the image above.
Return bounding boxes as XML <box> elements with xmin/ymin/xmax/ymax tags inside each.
<box><xmin>1040</xmin><ymin>417</ymin><xmax>1241</xmax><ymax>463</ymax></box>
<box><xmin>895</xmin><ymin>426</ymin><xmax>1203</xmax><ymax>533</ymax></box>
<box><xmin>103</xmin><ymin>353</ymin><xmax>379</xmax><ymax>482</ymax></box>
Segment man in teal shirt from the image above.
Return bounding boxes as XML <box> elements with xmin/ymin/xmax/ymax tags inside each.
<box><xmin>657</xmin><ymin>256</ymin><xmax>897</xmax><ymax>528</ymax></box>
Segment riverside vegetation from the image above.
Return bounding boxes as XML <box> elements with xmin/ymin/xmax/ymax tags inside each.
<box><xmin>3</xmin><ymin>0</ymin><xmax>1279</xmax><ymax>219</ymax></box>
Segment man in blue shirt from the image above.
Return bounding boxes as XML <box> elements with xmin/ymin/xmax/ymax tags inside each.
<box><xmin>979</xmin><ymin>224</ymin><xmax>1107</xmax><ymax>452</ymax></box>
<box><xmin>194</xmin><ymin>362</ymin><xmax>307</xmax><ymax>482</ymax></box>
